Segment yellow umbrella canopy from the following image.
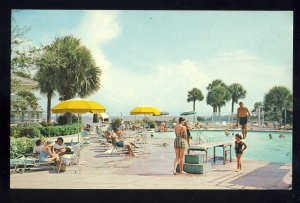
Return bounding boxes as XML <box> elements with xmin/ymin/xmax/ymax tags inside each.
<box><xmin>51</xmin><ymin>98</ymin><xmax>106</xmax><ymax>114</ymax></box>
<box><xmin>130</xmin><ymin>105</ymin><xmax>161</xmax><ymax>116</ymax></box>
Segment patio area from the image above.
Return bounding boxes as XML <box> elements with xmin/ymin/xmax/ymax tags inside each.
<box><xmin>10</xmin><ymin>133</ymin><xmax>292</xmax><ymax>190</ymax></box>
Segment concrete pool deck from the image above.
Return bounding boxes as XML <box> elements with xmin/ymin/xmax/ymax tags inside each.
<box><xmin>10</xmin><ymin>133</ymin><xmax>292</xmax><ymax>190</ymax></box>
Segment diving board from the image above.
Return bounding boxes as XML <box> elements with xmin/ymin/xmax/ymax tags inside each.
<box><xmin>188</xmin><ymin>140</ymin><xmax>234</xmax><ymax>165</ymax></box>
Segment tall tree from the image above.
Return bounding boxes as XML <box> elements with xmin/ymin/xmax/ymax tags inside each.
<box><xmin>228</xmin><ymin>83</ymin><xmax>247</xmax><ymax>115</ymax></box>
<box><xmin>263</xmin><ymin>86</ymin><xmax>292</xmax><ymax>123</ymax></box>
<box><xmin>48</xmin><ymin>36</ymin><xmax>102</xmax><ymax>124</ymax></box>
<box><xmin>206</xmin><ymin>79</ymin><xmax>227</xmax><ymax>91</ymax></box>
<box><xmin>34</xmin><ymin>45</ymin><xmax>64</xmax><ymax>122</ymax></box>
<box><xmin>206</xmin><ymin>91</ymin><xmax>218</xmax><ymax>113</ymax></box>
<box><xmin>187</xmin><ymin>88</ymin><xmax>204</xmax><ymax>112</ymax></box>
<box><xmin>206</xmin><ymin>79</ymin><xmax>230</xmax><ymax>116</ymax></box>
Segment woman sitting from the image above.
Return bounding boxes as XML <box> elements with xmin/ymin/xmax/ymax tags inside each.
<box><xmin>40</xmin><ymin>141</ymin><xmax>60</xmax><ymax>163</ymax></box>
<box><xmin>111</xmin><ymin>128</ymin><xmax>136</xmax><ymax>157</ymax></box>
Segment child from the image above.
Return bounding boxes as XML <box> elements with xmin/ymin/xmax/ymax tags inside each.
<box><xmin>235</xmin><ymin>134</ymin><xmax>247</xmax><ymax>172</ymax></box>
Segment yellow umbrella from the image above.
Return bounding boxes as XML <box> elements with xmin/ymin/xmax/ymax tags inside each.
<box><xmin>130</xmin><ymin>105</ymin><xmax>161</xmax><ymax>116</ymax></box>
<box><xmin>130</xmin><ymin>105</ymin><xmax>161</xmax><ymax>130</ymax></box>
<box><xmin>51</xmin><ymin>98</ymin><xmax>106</xmax><ymax>142</ymax></box>
<box><xmin>52</xmin><ymin>98</ymin><xmax>106</xmax><ymax>114</ymax></box>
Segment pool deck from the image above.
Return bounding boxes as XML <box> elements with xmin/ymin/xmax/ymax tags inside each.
<box><xmin>10</xmin><ymin>133</ymin><xmax>292</xmax><ymax>190</ymax></box>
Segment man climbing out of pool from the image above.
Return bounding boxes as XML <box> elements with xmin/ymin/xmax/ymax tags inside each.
<box><xmin>236</xmin><ymin>101</ymin><xmax>251</xmax><ymax>139</ymax></box>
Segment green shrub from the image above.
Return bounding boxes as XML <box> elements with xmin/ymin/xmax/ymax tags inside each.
<box><xmin>10</xmin><ymin>126</ymin><xmax>21</xmax><ymax>138</ymax></box>
<box><xmin>111</xmin><ymin>118</ymin><xmax>121</xmax><ymax>129</ymax></box>
<box><xmin>57</xmin><ymin>115</ymin><xmax>67</xmax><ymax>125</ymax></box>
<box><xmin>39</xmin><ymin>121</ymin><xmax>57</xmax><ymax>127</ymax></box>
<box><xmin>10</xmin><ymin>137</ymin><xmax>35</xmax><ymax>159</ymax></box>
<box><xmin>40</xmin><ymin>124</ymin><xmax>79</xmax><ymax>137</ymax></box>
<box><xmin>19</xmin><ymin>126</ymin><xmax>41</xmax><ymax>138</ymax></box>
<box><xmin>72</xmin><ymin>115</ymin><xmax>80</xmax><ymax>124</ymax></box>
<box><xmin>10</xmin><ymin>124</ymin><xmax>80</xmax><ymax>140</ymax></box>
<box><xmin>57</xmin><ymin>114</ymin><xmax>80</xmax><ymax>125</ymax></box>
<box><xmin>197</xmin><ymin>116</ymin><xmax>205</xmax><ymax>122</ymax></box>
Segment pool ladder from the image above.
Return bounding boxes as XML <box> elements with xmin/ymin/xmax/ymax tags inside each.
<box><xmin>196</xmin><ymin>132</ymin><xmax>209</xmax><ymax>145</ymax></box>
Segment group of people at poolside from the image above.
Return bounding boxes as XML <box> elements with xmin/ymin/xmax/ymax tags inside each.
<box><xmin>172</xmin><ymin>101</ymin><xmax>249</xmax><ymax>175</ymax></box>
<box><xmin>33</xmin><ymin>137</ymin><xmax>71</xmax><ymax>171</ymax></box>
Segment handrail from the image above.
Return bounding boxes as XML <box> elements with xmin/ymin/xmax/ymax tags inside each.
<box><xmin>196</xmin><ymin>132</ymin><xmax>209</xmax><ymax>144</ymax></box>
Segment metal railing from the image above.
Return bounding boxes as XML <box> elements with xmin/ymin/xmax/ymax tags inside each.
<box><xmin>196</xmin><ymin>132</ymin><xmax>209</xmax><ymax>145</ymax></box>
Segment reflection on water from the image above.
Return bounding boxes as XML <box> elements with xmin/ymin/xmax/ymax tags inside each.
<box><xmin>153</xmin><ymin>130</ymin><xmax>292</xmax><ymax>163</ymax></box>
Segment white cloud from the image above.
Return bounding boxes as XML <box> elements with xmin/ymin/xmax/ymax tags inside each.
<box><xmin>87</xmin><ymin>46</ymin><xmax>292</xmax><ymax>116</ymax></box>
<box><xmin>45</xmin><ymin>13</ymin><xmax>292</xmax><ymax>117</ymax></box>
<box><xmin>73</xmin><ymin>10</ymin><xmax>121</xmax><ymax>72</ymax></box>
<box><xmin>75</xmin><ymin>10</ymin><xmax>121</xmax><ymax>46</ymax></box>
<box><xmin>89</xmin><ymin>59</ymin><xmax>212</xmax><ymax>115</ymax></box>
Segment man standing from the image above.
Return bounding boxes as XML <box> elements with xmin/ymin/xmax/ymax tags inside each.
<box><xmin>236</xmin><ymin>102</ymin><xmax>251</xmax><ymax>139</ymax></box>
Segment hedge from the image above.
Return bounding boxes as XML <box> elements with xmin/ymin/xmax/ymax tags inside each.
<box><xmin>19</xmin><ymin>126</ymin><xmax>41</xmax><ymax>138</ymax></box>
<box><xmin>10</xmin><ymin>124</ymin><xmax>80</xmax><ymax>138</ymax></box>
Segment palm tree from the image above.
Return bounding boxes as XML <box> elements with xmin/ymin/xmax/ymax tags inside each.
<box><xmin>264</xmin><ymin>86</ymin><xmax>292</xmax><ymax>124</ymax></box>
<box><xmin>206</xmin><ymin>79</ymin><xmax>230</xmax><ymax>118</ymax></box>
<box><xmin>206</xmin><ymin>79</ymin><xmax>227</xmax><ymax>91</ymax></box>
<box><xmin>206</xmin><ymin>91</ymin><xmax>218</xmax><ymax>113</ymax></box>
<box><xmin>50</xmin><ymin>36</ymin><xmax>102</xmax><ymax>124</ymax></box>
<box><xmin>228</xmin><ymin>83</ymin><xmax>246</xmax><ymax>119</ymax></box>
<box><xmin>187</xmin><ymin>88</ymin><xmax>204</xmax><ymax>112</ymax></box>
<box><xmin>34</xmin><ymin>45</ymin><xmax>62</xmax><ymax>123</ymax></box>
<box><xmin>213</xmin><ymin>86</ymin><xmax>231</xmax><ymax>116</ymax></box>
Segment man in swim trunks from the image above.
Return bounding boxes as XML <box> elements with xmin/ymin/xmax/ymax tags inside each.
<box><xmin>236</xmin><ymin>102</ymin><xmax>251</xmax><ymax>139</ymax></box>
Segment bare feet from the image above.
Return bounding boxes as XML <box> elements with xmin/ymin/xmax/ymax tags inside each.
<box><xmin>173</xmin><ymin>171</ymin><xmax>178</xmax><ymax>175</ymax></box>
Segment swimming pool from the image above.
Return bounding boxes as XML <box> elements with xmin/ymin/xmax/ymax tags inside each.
<box><xmin>152</xmin><ymin>130</ymin><xmax>292</xmax><ymax>163</ymax></box>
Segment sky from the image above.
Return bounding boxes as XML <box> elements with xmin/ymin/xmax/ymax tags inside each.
<box><xmin>12</xmin><ymin>10</ymin><xmax>293</xmax><ymax>117</ymax></box>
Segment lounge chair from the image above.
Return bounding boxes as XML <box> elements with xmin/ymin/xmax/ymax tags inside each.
<box><xmin>10</xmin><ymin>158</ymin><xmax>36</xmax><ymax>174</ymax></box>
<box><xmin>10</xmin><ymin>153</ymin><xmax>57</xmax><ymax>174</ymax></box>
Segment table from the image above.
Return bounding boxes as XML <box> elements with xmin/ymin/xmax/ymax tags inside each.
<box><xmin>188</xmin><ymin>141</ymin><xmax>233</xmax><ymax>165</ymax></box>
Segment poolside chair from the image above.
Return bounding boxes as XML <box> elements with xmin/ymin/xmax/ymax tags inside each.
<box><xmin>10</xmin><ymin>158</ymin><xmax>35</xmax><ymax>174</ymax></box>
<box><xmin>70</xmin><ymin>144</ymin><xmax>82</xmax><ymax>173</ymax></box>
<box><xmin>95</xmin><ymin>128</ymin><xmax>108</xmax><ymax>143</ymax></box>
<box><xmin>81</xmin><ymin>130</ymin><xmax>90</xmax><ymax>140</ymax></box>
<box><xmin>10</xmin><ymin>154</ymin><xmax>56</xmax><ymax>174</ymax></box>
<box><xmin>110</xmin><ymin>138</ymin><xmax>128</xmax><ymax>157</ymax></box>
<box><xmin>80</xmin><ymin>130</ymin><xmax>91</xmax><ymax>147</ymax></box>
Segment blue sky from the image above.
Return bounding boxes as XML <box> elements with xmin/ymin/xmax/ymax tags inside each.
<box><xmin>12</xmin><ymin>10</ymin><xmax>293</xmax><ymax>117</ymax></box>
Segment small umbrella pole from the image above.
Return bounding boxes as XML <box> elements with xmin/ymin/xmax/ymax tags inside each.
<box><xmin>78</xmin><ymin>113</ymin><xmax>80</xmax><ymax>143</ymax></box>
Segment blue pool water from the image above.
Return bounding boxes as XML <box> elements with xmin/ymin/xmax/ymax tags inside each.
<box><xmin>152</xmin><ymin>130</ymin><xmax>292</xmax><ymax>163</ymax></box>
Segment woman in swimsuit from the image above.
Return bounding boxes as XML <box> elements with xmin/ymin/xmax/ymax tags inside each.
<box><xmin>173</xmin><ymin>117</ymin><xmax>188</xmax><ymax>175</ymax></box>
<box><xmin>234</xmin><ymin>134</ymin><xmax>247</xmax><ymax>172</ymax></box>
